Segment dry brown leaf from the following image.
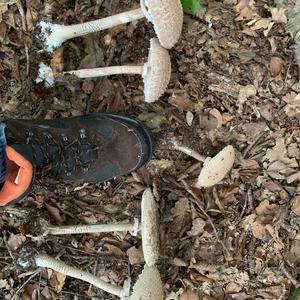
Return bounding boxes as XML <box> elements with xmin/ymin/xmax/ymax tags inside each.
<box><xmin>7</xmin><ymin>233</ymin><xmax>26</xmax><ymax>250</ymax></box>
<box><xmin>269</xmin><ymin>57</ymin><xmax>284</xmax><ymax>77</ymax></box>
<box><xmin>46</xmin><ymin>204</ymin><xmax>64</xmax><ymax>225</ymax></box>
<box><xmin>25</xmin><ymin>7</ymin><xmax>38</xmax><ymax>31</ymax></box>
<box><xmin>180</xmin><ymin>288</ymin><xmax>199</xmax><ymax>300</ymax></box>
<box><xmin>172</xmin><ymin>197</ymin><xmax>190</xmax><ymax>231</ymax></box>
<box><xmin>238</xmin><ymin>84</ymin><xmax>256</xmax><ymax>104</ymax></box>
<box><xmin>209</xmin><ymin>108</ymin><xmax>233</xmax><ymax>127</ymax></box>
<box><xmin>0</xmin><ymin>21</ymin><xmax>7</xmax><ymax>42</ymax></box>
<box><xmin>169</xmin><ymin>93</ymin><xmax>195</xmax><ymax>111</ymax></box>
<box><xmin>107</xmin><ymin>92</ymin><xmax>126</xmax><ymax>113</ymax></box>
<box><xmin>292</xmin><ymin>195</ymin><xmax>300</xmax><ymax>215</ymax></box>
<box><xmin>0</xmin><ymin>1</ymin><xmax>17</xmax><ymax>20</ymax></box>
<box><xmin>50</xmin><ymin>47</ymin><xmax>64</xmax><ymax>73</ymax></box>
<box><xmin>105</xmin><ymin>244</ymin><xmax>126</xmax><ymax>256</ymax></box>
<box><xmin>225</xmin><ymin>282</ymin><xmax>241</xmax><ymax>294</ymax></box>
<box><xmin>255</xmin><ymin>199</ymin><xmax>279</xmax><ymax>216</ymax></box>
<box><xmin>21</xmin><ymin>284</ymin><xmax>38</xmax><ymax>300</ymax></box>
<box><xmin>282</xmin><ymin>92</ymin><xmax>300</xmax><ymax>117</ymax></box>
<box><xmin>126</xmin><ymin>246</ymin><xmax>144</xmax><ymax>265</ymax></box>
<box><xmin>47</xmin><ymin>269</ymin><xmax>66</xmax><ymax>293</ymax></box>
<box><xmin>187</xmin><ymin>218</ymin><xmax>206</xmax><ymax>236</ymax></box>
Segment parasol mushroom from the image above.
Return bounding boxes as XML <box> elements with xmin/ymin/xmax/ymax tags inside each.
<box><xmin>173</xmin><ymin>143</ymin><xmax>235</xmax><ymax>187</ymax></box>
<box><xmin>18</xmin><ymin>249</ymin><xmax>163</xmax><ymax>299</ymax></box>
<box><xmin>39</xmin><ymin>188</ymin><xmax>160</xmax><ymax>266</ymax></box>
<box><xmin>131</xmin><ymin>265</ymin><xmax>164</xmax><ymax>300</ymax></box>
<box><xmin>36</xmin><ymin>38</ymin><xmax>171</xmax><ymax>103</ymax></box>
<box><xmin>31</xmin><ymin>252</ymin><xmax>131</xmax><ymax>299</ymax></box>
<box><xmin>196</xmin><ymin>145</ymin><xmax>235</xmax><ymax>188</ymax></box>
<box><xmin>39</xmin><ymin>0</ymin><xmax>183</xmax><ymax>52</ymax></box>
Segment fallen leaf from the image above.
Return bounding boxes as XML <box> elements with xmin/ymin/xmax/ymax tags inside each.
<box><xmin>292</xmin><ymin>195</ymin><xmax>300</xmax><ymax>215</ymax></box>
<box><xmin>250</xmin><ymin>18</ymin><xmax>272</xmax><ymax>31</ymax></box>
<box><xmin>187</xmin><ymin>218</ymin><xmax>206</xmax><ymax>236</ymax></box>
<box><xmin>225</xmin><ymin>282</ymin><xmax>241</xmax><ymax>293</ymax></box>
<box><xmin>180</xmin><ymin>288</ymin><xmax>199</xmax><ymax>300</ymax></box>
<box><xmin>7</xmin><ymin>233</ymin><xmax>26</xmax><ymax>250</ymax></box>
<box><xmin>25</xmin><ymin>7</ymin><xmax>38</xmax><ymax>31</ymax></box>
<box><xmin>282</xmin><ymin>92</ymin><xmax>300</xmax><ymax>117</ymax></box>
<box><xmin>50</xmin><ymin>47</ymin><xmax>64</xmax><ymax>73</ymax></box>
<box><xmin>0</xmin><ymin>279</ymin><xmax>8</xmax><ymax>289</ymax></box>
<box><xmin>169</xmin><ymin>93</ymin><xmax>195</xmax><ymax>111</ymax></box>
<box><xmin>270</xmin><ymin>7</ymin><xmax>287</xmax><ymax>23</ymax></box>
<box><xmin>238</xmin><ymin>84</ymin><xmax>256</xmax><ymax>104</ymax></box>
<box><xmin>126</xmin><ymin>246</ymin><xmax>144</xmax><ymax>265</ymax></box>
<box><xmin>269</xmin><ymin>57</ymin><xmax>284</xmax><ymax>77</ymax></box>
<box><xmin>22</xmin><ymin>284</ymin><xmax>38</xmax><ymax>300</ymax></box>
<box><xmin>47</xmin><ymin>269</ymin><xmax>66</xmax><ymax>293</ymax></box>
<box><xmin>46</xmin><ymin>204</ymin><xmax>64</xmax><ymax>225</ymax></box>
<box><xmin>255</xmin><ymin>199</ymin><xmax>279</xmax><ymax>216</ymax></box>
<box><xmin>107</xmin><ymin>92</ymin><xmax>126</xmax><ymax>113</ymax></box>
<box><xmin>209</xmin><ymin>108</ymin><xmax>233</xmax><ymax>127</ymax></box>
<box><xmin>105</xmin><ymin>244</ymin><xmax>126</xmax><ymax>256</ymax></box>
<box><xmin>0</xmin><ymin>21</ymin><xmax>7</xmax><ymax>42</ymax></box>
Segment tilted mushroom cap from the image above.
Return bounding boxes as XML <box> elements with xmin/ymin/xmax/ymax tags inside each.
<box><xmin>141</xmin><ymin>0</ymin><xmax>183</xmax><ymax>49</ymax></box>
<box><xmin>141</xmin><ymin>188</ymin><xmax>159</xmax><ymax>266</ymax></box>
<box><xmin>143</xmin><ymin>38</ymin><xmax>171</xmax><ymax>103</ymax></box>
<box><xmin>196</xmin><ymin>145</ymin><xmax>235</xmax><ymax>188</ymax></box>
<box><xmin>131</xmin><ymin>265</ymin><xmax>164</xmax><ymax>300</ymax></box>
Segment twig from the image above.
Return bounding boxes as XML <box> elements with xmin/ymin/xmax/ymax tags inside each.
<box><xmin>16</xmin><ymin>0</ymin><xmax>30</xmax><ymax>76</ymax></box>
<box><xmin>12</xmin><ymin>269</ymin><xmax>41</xmax><ymax>300</ymax></box>
<box><xmin>242</xmin><ymin>129</ymin><xmax>268</xmax><ymax>158</ymax></box>
<box><xmin>181</xmin><ymin>180</ymin><xmax>230</xmax><ymax>256</ymax></box>
<box><xmin>283</xmin><ymin>266</ymin><xmax>300</xmax><ymax>288</ymax></box>
<box><xmin>173</xmin><ymin>141</ymin><xmax>205</xmax><ymax>162</ymax></box>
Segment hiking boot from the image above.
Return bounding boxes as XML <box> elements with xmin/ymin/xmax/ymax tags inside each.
<box><xmin>0</xmin><ymin>113</ymin><xmax>154</xmax><ymax>206</ymax></box>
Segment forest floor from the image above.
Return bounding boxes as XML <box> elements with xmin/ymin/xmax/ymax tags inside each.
<box><xmin>0</xmin><ymin>0</ymin><xmax>300</xmax><ymax>299</ymax></box>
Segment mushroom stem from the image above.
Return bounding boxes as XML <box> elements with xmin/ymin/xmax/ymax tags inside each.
<box><xmin>34</xmin><ymin>253</ymin><xmax>123</xmax><ymax>297</ymax></box>
<box><xmin>173</xmin><ymin>141</ymin><xmax>206</xmax><ymax>162</ymax></box>
<box><xmin>40</xmin><ymin>8</ymin><xmax>144</xmax><ymax>52</ymax></box>
<box><xmin>46</xmin><ymin>219</ymin><xmax>140</xmax><ymax>236</ymax></box>
<box><xmin>64</xmin><ymin>65</ymin><xmax>145</xmax><ymax>78</ymax></box>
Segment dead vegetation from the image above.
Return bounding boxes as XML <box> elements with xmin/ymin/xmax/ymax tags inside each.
<box><xmin>0</xmin><ymin>0</ymin><xmax>300</xmax><ymax>299</ymax></box>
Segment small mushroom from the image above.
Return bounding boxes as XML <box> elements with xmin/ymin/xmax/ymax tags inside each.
<box><xmin>196</xmin><ymin>145</ymin><xmax>235</xmax><ymax>188</ymax></box>
<box><xmin>131</xmin><ymin>265</ymin><xmax>164</xmax><ymax>300</ymax></box>
<box><xmin>141</xmin><ymin>187</ymin><xmax>159</xmax><ymax>267</ymax></box>
<box><xmin>39</xmin><ymin>0</ymin><xmax>183</xmax><ymax>52</ymax></box>
<box><xmin>37</xmin><ymin>38</ymin><xmax>171</xmax><ymax>103</ymax></box>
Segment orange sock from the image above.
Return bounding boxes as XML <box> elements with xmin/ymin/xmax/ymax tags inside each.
<box><xmin>0</xmin><ymin>146</ymin><xmax>33</xmax><ymax>206</ymax></box>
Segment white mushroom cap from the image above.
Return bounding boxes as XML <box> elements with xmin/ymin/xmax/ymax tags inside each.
<box><xmin>141</xmin><ymin>188</ymin><xmax>159</xmax><ymax>267</ymax></box>
<box><xmin>141</xmin><ymin>0</ymin><xmax>183</xmax><ymax>49</ymax></box>
<box><xmin>196</xmin><ymin>145</ymin><xmax>235</xmax><ymax>188</ymax></box>
<box><xmin>143</xmin><ymin>38</ymin><xmax>171</xmax><ymax>103</ymax></box>
<box><xmin>131</xmin><ymin>265</ymin><xmax>164</xmax><ymax>300</ymax></box>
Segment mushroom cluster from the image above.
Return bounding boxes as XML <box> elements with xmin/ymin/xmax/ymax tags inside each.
<box><xmin>20</xmin><ymin>188</ymin><xmax>163</xmax><ymax>299</ymax></box>
<box><xmin>36</xmin><ymin>0</ymin><xmax>183</xmax><ymax>102</ymax></box>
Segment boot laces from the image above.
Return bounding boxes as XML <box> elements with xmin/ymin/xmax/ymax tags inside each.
<box><xmin>26</xmin><ymin>128</ymin><xmax>97</xmax><ymax>176</ymax></box>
